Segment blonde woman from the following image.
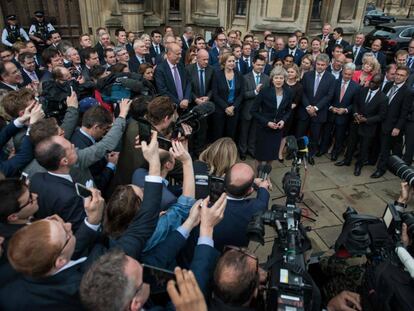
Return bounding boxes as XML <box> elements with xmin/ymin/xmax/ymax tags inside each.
<box><xmin>300</xmin><ymin>54</ymin><xmax>313</xmax><ymax>79</ymax></box>
<box><xmin>140</xmin><ymin>33</ymin><xmax>152</xmax><ymax>49</ymax></box>
<box><xmin>352</xmin><ymin>52</ymin><xmax>381</xmax><ymax>87</ymax></box>
<box><xmin>211</xmin><ymin>53</ymin><xmax>244</xmax><ymax>141</ymax></box>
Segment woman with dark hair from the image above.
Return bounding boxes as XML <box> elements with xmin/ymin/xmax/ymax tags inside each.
<box><xmin>184</xmin><ymin>45</ymin><xmax>198</xmax><ymax>65</ymax></box>
<box><xmin>251</xmin><ymin>66</ymin><xmax>292</xmax><ymax>166</ymax></box>
<box><xmin>138</xmin><ymin>63</ymin><xmax>157</xmax><ymax>97</ymax></box>
<box><xmin>211</xmin><ymin>52</ymin><xmax>244</xmax><ymax>141</ymax></box>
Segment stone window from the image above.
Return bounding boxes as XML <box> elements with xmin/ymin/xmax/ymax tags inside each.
<box><xmin>339</xmin><ymin>0</ymin><xmax>357</xmax><ymax>21</ymax></box>
<box><xmin>236</xmin><ymin>0</ymin><xmax>247</xmax><ymax>16</ymax></box>
<box><xmin>170</xmin><ymin>0</ymin><xmax>180</xmax><ymax>12</ymax></box>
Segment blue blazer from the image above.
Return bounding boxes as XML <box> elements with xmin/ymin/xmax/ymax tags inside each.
<box><xmin>208</xmin><ymin>47</ymin><xmax>220</xmax><ymax>65</ymax></box>
<box><xmin>251</xmin><ymin>85</ymin><xmax>292</xmax><ymax>127</ymax></box>
<box><xmin>276</xmin><ymin>48</ymin><xmax>305</xmax><ymax>66</ymax></box>
<box><xmin>350</xmin><ymin>45</ymin><xmax>368</xmax><ymax>67</ymax></box>
<box><xmin>212</xmin><ymin>69</ymin><xmax>244</xmax><ymax>112</ymax></box>
<box><xmin>298</xmin><ymin>70</ymin><xmax>336</xmax><ymax>123</ymax></box>
<box><xmin>328</xmin><ymin>79</ymin><xmax>360</xmax><ymax>125</ymax></box>
<box><xmin>235</xmin><ymin>58</ymin><xmax>248</xmax><ymax>75</ymax></box>
<box><xmin>154</xmin><ymin>60</ymin><xmax>191</xmax><ymax>106</ymax></box>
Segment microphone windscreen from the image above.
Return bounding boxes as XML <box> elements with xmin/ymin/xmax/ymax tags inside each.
<box><xmin>192</xmin><ymin>101</ymin><xmax>215</xmax><ymax>117</ymax></box>
<box><xmin>286</xmin><ymin>135</ymin><xmax>298</xmax><ymax>151</ymax></box>
<box><xmin>297</xmin><ymin>136</ymin><xmax>309</xmax><ymax>150</ymax></box>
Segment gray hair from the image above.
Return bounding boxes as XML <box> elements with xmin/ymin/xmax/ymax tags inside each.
<box><xmin>270</xmin><ymin>66</ymin><xmax>288</xmax><ymax>81</ymax></box>
<box><xmin>184</xmin><ymin>26</ymin><xmax>193</xmax><ymax>34</ymax></box>
<box><xmin>140</xmin><ymin>33</ymin><xmax>150</xmax><ymax>41</ymax></box>
<box><xmin>343</xmin><ymin>62</ymin><xmax>356</xmax><ymax>72</ymax></box>
<box><xmin>315</xmin><ymin>53</ymin><xmax>330</xmax><ymax>65</ymax></box>
<box><xmin>133</xmin><ymin>39</ymin><xmax>145</xmax><ymax>50</ymax></box>
<box><xmin>114</xmin><ymin>46</ymin><xmax>127</xmax><ymax>56</ymax></box>
<box><xmin>64</xmin><ymin>47</ymin><xmax>78</xmax><ymax>58</ymax></box>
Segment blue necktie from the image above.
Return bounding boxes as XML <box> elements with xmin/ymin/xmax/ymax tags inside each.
<box><xmin>255</xmin><ymin>74</ymin><xmax>260</xmax><ymax>86</ymax></box>
<box><xmin>199</xmin><ymin>69</ymin><xmax>205</xmax><ymax>96</ymax></box>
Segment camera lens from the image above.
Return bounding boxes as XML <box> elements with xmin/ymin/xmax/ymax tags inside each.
<box><xmin>387</xmin><ymin>155</ymin><xmax>414</xmax><ymax>187</ymax></box>
<box><xmin>401</xmin><ymin>212</ymin><xmax>414</xmax><ymax>238</ymax></box>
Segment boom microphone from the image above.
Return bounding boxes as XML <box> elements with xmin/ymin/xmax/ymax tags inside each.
<box><xmin>286</xmin><ymin>135</ymin><xmax>298</xmax><ymax>152</ymax></box>
<box><xmin>176</xmin><ymin>101</ymin><xmax>215</xmax><ymax>126</ymax></box>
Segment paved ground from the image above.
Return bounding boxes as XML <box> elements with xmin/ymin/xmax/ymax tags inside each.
<box><xmin>243</xmin><ymin>154</ymin><xmax>414</xmax><ymax>263</ymax></box>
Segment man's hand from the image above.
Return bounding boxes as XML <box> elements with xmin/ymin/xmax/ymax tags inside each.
<box><xmin>76</xmin><ymin>75</ymin><xmax>86</xmax><ymax>85</ymax></box>
<box><xmin>179</xmin><ymin>99</ymin><xmax>189</xmax><ymax>110</ymax></box>
<box><xmin>200</xmin><ymin>193</ymin><xmax>227</xmax><ymax>237</ymax></box>
<box><xmin>107</xmin><ymin>151</ymin><xmax>119</xmax><ymax>165</ymax></box>
<box><xmin>84</xmin><ymin>188</ymin><xmax>105</xmax><ymax>225</ymax></box>
<box><xmin>327</xmin><ymin>291</ymin><xmax>361</xmax><ymax>311</ymax></box>
<box><xmin>225</xmin><ymin>106</ymin><xmax>235</xmax><ymax>116</ymax></box>
<box><xmin>398</xmin><ymin>181</ymin><xmax>411</xmax><ymax>204</ymax></box>
<box><xmin>181</xmin><ymin>199</ymin><xmax>202</xmax><ymax>232</ymax></box>
<box><xmin>167</xmin><ymin>268</ymin><xmax>207</xmax><ymax>311</ymax></box>
<box><xmin>358</xmin><ymin>116</ymin><xmax>367</xmax><ymax>123</ymax></box>
<box><xmin>66</xmin><ymin>91</ymin><xmax>79</xmax><ymax>109</ymax></box>
<box><xmin>29</xmin><ymin>103</ymin><xmax>45</xmax><ymax>125</ymax></box>
<box><xmin>255</xmin><ymin>83</ymin><xmax>263</xmax><ymax>93</ymax></box>
<box><xmin>170</xmin><ymin>140</ymin><xmax>191</xmax><ymax>164</ymax></box>
<box><xmin>18</xmin><ymin>102</ymin><xmax>35</xmax><ymax>124</ymax></box>
<box><xmin>180</xmin><ymin>123</ymin><xmax>193</xmax><ymax>138</ymax></box>
<box><xmin>275</xmin><ymin>120</ymin><xmax>285</xmax><ymax>129</ymax></box>
<box><xmin>258</xmin><ymin>179</ymin><xmax>271</xmax><ymax>190</ymax></box>
<box><xmin>118</xmin><ymin>98</ymin><xmax>132</xmax><ymax>118</ymax></box>
<box><xmin>391</xmin><ymin>128</ymin><xmax>400</xmax><ymax>137</ymax></box>
<box><xmin>141</xmin><ymin>131</ymin><xmax>161</xmax><ymax>176</ymax></box>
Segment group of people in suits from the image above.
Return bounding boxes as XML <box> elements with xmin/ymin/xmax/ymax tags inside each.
<box><xmin>0</xmin><ymin>20</ymin><xmax>414</xmax><ymax>311</ymax></box>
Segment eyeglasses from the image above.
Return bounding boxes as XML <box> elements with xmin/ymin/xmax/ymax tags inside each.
<box><xmin>224</xmin><ymin>245</ymin><xmax>259</xmax><ymax>271</ymax></box>
<box><xmin>19</xmin><ymin>192</ymin><xmax>34</xmax><ymax>210</ymax></box>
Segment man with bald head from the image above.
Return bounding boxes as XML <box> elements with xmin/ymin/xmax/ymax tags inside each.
<box><xmin>210</xmin><ymin>162</ymin><xmax>270</xmax><ymax>251</ymax></box>
<box><xmin>154</xmin><ymin>42</ymin><xmax>191</xmax><ymax>111</ymax></box>
<box><xmin>186</xmin><ymin>48</ymin><xmax>214</xmax><ymax>154</ymax></box>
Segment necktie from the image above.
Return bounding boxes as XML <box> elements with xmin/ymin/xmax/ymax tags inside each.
<box><xmin>255</xmin><ymin>74</ymin><xmax>260</xmax><ymax>86</ymax></box>
<box><xmin>290</xmin><ymin>50</ymin><xmax>294</xmax><ymax>56</ymax></box>
<box><xmin>173</xmin><ymin>66</ymin><xmax>183</xmax><ymax>101</ymax></box>
<box><xmin>236</xmin><ymin>60</ymin><xmax>240</xmax><ymax>71</ymax></box>
<box><xmin>340</xmin><ymin>80</ymin><xmax>346</xmax><ymax>102</ymax></box>
<box><xmin>388</xmin><ymin>84</ymin><xmax>398</xmax><ymax>100</ymax></box>
<box><xmin>199</xmin><ymin>69</ymin><xmax>205</xmax><ymax>96</ymax></box>
<box><xmin>156</xmin><ymin>45</ymin><xmax>160</xmax><ymax>54</ymax></box>
<box><xmin>336</xmin><ymin>40</ymin><xmax>340</xmax><ymax>44</ymax></box>
<box><xmin>314</xmin><ymin>73</ymin><xmax>321</xmax><ymax>96</ymax></box>
<box><xmin>407</xmin><ymin>57</ymin><xmax>413</xmax><ymax>68</ymax></box>
<box><xmin>365</xmin><ymin>90</ymin><xmax>373</xmax><ymax>104</ymax></box>
<box><xmin>245</xmin><ymin>58</ymin><xmax>250</xmax><ymax>67</ymax></box>
<box><xmin>29</xmin><ymin>71</ymin><xmax>38</xmax><ymax>81</ymax></box>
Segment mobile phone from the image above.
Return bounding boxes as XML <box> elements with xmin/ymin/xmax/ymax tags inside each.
<box><xmin>20</xmin><ymin>172</ymin><xmax>29</xmax><ymax>185</ymax></box>
<box><xmin>157</xmin><ymin>136</ymin><xmax>172</xmax><ymax>151</ymax></box>
<box><xmin>75</xmin><ymin>183</ymin><xmax>92</xmax><ymax>198</ymax></box>
<box><xmin>138</xmin><ymin>118</ymin><xmax>152</xmax><ymax>144</ymax></box>
<box><xmin>208</xmin><ymin>175</ymin><xmax>225</xmax><ymax>205</ymax></box>
<box><xmin>142</xmin><ymin>264</ymin><xmax>175</xmax><ymax>294</ymax></box>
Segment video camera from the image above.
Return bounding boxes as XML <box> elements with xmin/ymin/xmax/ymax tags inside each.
<box><xmin>247</xmin><ymin>136</ymin><xmax>319</xmax><ymax>311</ymax></box>
<box><xmin>171</xmin><ymin>101</ymin><xmax>215</xmax><ymax>139</ymax></box>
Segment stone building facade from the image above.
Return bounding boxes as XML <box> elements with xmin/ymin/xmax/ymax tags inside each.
<box><xmin>0</xmin><ymin>0</ymin><xmax>369</xmax><ymax>44</ymax></box>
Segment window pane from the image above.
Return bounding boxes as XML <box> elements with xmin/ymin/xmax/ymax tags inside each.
<box><xmin>236</xmin><ymin>0</ymin><xmax>247</xmax><ymax>16</ymax></box>
<box><xmin>339</xmin><ymin>0</ymin><xmax>357</xmax><ymax>21</ymax></box>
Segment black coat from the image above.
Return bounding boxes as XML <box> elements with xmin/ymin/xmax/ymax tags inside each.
<box><xmin>327</xmin><ymin>79</ymin><xmax>360</xmax><ymax>125</ymax></box>
<box><xmin>381</xmin><ymin>82</ymin><xmax>411</xmax><ymax>133</ymax></box>
<box><xmin>212</xmin><ymin>69</ymin><xmax>244</xmax><ymax>112</ymax></box>
<box><xmin>186</xmin><ymin>63</ymin><xmax>214</xmax><ymax>101</ymax></box>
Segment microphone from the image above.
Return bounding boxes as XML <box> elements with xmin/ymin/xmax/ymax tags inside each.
<box><xmin>297</xmin><ymin>136</ymin><xmax>309</xmax><ymax>154</ymax></box>
<box><xmin>176</xmin><ymin>101</ymin><xmax>215</xmax><ymax>126</ymax></box>
<box><xmin>286</xmin><ymin>135</ymin><xmax>298</xmax><ymax>152</ymax></box>
<box><xmin>263</xmin><ymin>164</ymin><xmax>272</xmax><ymax>180</ymax></box>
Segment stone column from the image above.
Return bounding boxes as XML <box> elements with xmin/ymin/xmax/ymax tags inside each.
<box><xmin>119</xmin><ymin>0</ymin><xmax>145</xmax><ymax>33</ymax></box>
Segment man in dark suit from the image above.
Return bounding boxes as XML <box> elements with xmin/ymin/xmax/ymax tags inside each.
<box><xmin>326</xmin><ymin>27</ymin><xmax>349</xmax><ymax>58</ymax></box>
<box><xmin>240</xmin><ymin>42</ymin><xmax>254</xmax><ymax>72</ymax></box>
<box><xmin>336</xmin><ymin>75</ymin><xmax>387</xmax><ymax>176</ymax></box>
<box><xmin>18</xmin><ymin>52</ymin><xmax>42</xmax><ymax>87</ymax></box>
<box><xmin>186</xmin><ymin>49</ymin><xmax>214</xmax><ymax>155</ymax></box>
<box><xmin>239</xmin><ymin>54</ymin><xmax>270</xmax><ymax>160</ymax></box>
<box><xmin>30</xmin><ymin>135</ymin><xmax>87</xmax><ymax>231</ymax></box>
<box><xmin>0</xmin><ymin>138</ymin><xmax>166</xmax><ymax>311</ymax></box>
<box><xmin>276</xmin><ymin>34</ymin><xmax>304</xmax><ymax>66</ymax></box>
<box><xmin>209</xmin><ymin>33</ymin><xmax>227</xmax><ymax>65</ymax></box>
<box><xmin>296</xmin><ymin>53</ymin><xmax>336</xmax><ymax>162</ymax></box>
<box><xmin>94</xmin><ymin>32</ymin><xmax>110</xmax><ymax>65</ymax></box>
<box><xmin>79</xmin><ymin>47</ymin><xmax>100</xmax><ymax>81</ymax></box>
<box><xmin>232</xmin><ymin>43</ymin><xmax>247</xmax><ymax>74</ymax></box>
<box><xmin>403</xmin><ymin>91</ymin><xmax>414</xmax><ymax>165</ymax></box>
<box><xmin>371</xmin><ymin>39</ymin><xmax>387</xmax><ymax>73</ymax></box>
<box><xmin>149</xmin><ymin>29</ymin><xmax>165</xmax><ymax>64</ymax></box>
<box><xmin>181</xmin><ymin>26</ymin><xmax>194</xmax><ymax>54</ymax></box>
<box><xmin>129</xmin><ymin>38</ymin><xmax>152</xmax><ymax>73</ymax></box>
<box><xmin>406</xmin><ymin>38</ymin><xmax>414</xmax><ymax>73</ymax></box>
<box><xmin>0</xmin><ymin>61</ymin><xmax>23</xmax><ymax>91</ymax></box>
<box><xmin>154</xmin><ymin>43</ymin><xmax>191</xmax><ymax>111</ymax></box>
<box><xmin>350</xmin><ymin>33</ymin><xmax>367</xmax><ymax>68</ymax></box>
<box><xmin>372</xmin><ymin>66</ymin><xmax>411</xmax><ymax>178</ymax></box>
<box><xmin>263</xmin><ymin>33</ymin><xmax>276</xmax><ymax>63</ymax></box>
<box><xmin>326</xmin><ymin>53</ymin><xmax>345</xmax><ymax>80</ymax></box>
<box><xmin>71</xmin><ymin>106</ymin><xmax>118</xmax><ymax>193</ymax></box>
<box><xmin>319</xmin><ymin>63</ymin><xmax>360</xmax><ymax>161</ymax></box>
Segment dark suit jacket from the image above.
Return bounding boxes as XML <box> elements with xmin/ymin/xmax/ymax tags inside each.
<box><xmin>354</xmin><ymin>87</ymin><xmax>387</xmax><ymax>137</ymax></box>
<box><xmin>374</xmin><ymin>51</ymin><xmax>387</xmax><ymax>72</ymax></box>
<box><xmin>234</xmin><ymin>58</ymin><xmax>248</xmax><ymax>75</ymax></box>
<box><xmin>251</xmin><ymin>85</ymin><xmax>292</xmax><ymax>127</ymax></box>
<box><xmin>149</xmin><ymin>44</ymin><xmax>165</xmax><ymax>63</ymax></box>
<box><xmin>242</xmin><ymin>71</ymin><xmax>270</xmax><ymax>120</ymax></box>
<box><xmin>0</xmin><ymin>82</ymin><xmax>17</xmax><ymax>91</ymax></box>
<box><xmin>298</xmin><ymin>70</ymin><xmax>336</xmax><ymax>123</ymax></box>
<box><xmin>350</xmin><ymin>45</ymin><xmax>368</xmax><ymax>67</ymax></box>
<box><xmin>154</xmin><ymin>60</ymin><xmax>191</xmax><ymax>106</ymax></box>
<box><xmin>20</xmin><ymin>68</ymin><xmax>42</xmax><ymax>87</ymax></box>
<box><xmin>181</xmin><ymin>35</ymin><xmax>193</xmax><ymax>52</ymax></box>
<box><xmin>0</xmin><ymin>122</ymin><xmax>33</xmax><ymax>177</ymax></box>
<box><xmin>70</xmin><ymin>129</ymin><xmax>114</xmax><ymax>192</ymax></box>
<box><xmin>266</xmin><ymin>47</ymin><xmax>277</xmax><ymax>63</ymax></box>
<box><xmin>381</xmin><ymin>82</ymin><xmax>411</xmax><ymax>133</ymax></box>
<box><xmin>326</xmin><ymin>38</ymin><xmax>350</xmax><ymax>57</ymax></box>
<box><xmin>209</xmin><ymin>47</ymin><xmax>220</xmax><ymax>65</ymax></box>
<box><xmin>240</xmin><ymin>56</ymin><xmax>253</xmax><ymax>72</ymax></box>
<box><xmin>212</xmin><ymin>69</ymin><xmax>244</xmax><ymax>112</ymax></box>
<box><xmin>276</xmin><ymin>48</ymin><xmax>305</xmax><ymax>66</ymax></box>
<box><xmin>186</xmin><ymin>63</ymin><xmax>214</xmax><ymax>102</ymax></box>
<box><xmin>328</xmin><ymin>79</ymin><xmax>360</xmax><ymax>125</ymax></box>
<box><xmin>30</xmin><ymin>173</ymin><xmax>86</xmax><ymax>231</ymax></box>
<box><xmin>94</xmin><ymin>42</ymin><xmax>105</xmax><ymax>65</ymax></box>
<box><xmin>129</xmin><ymin>53</ymin><xmax>152</xmax><ymax>73</ymax></box>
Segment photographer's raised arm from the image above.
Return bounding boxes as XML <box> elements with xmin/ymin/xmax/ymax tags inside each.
<box><xmin>170</xmin><ymin>140</ymin><xmax>195</xmax><ymax>198</ymax></box>
<box><xmin>115</xmin><ymin>131</ymin><xmax>163</xmax><ymax>259</ymax></box>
